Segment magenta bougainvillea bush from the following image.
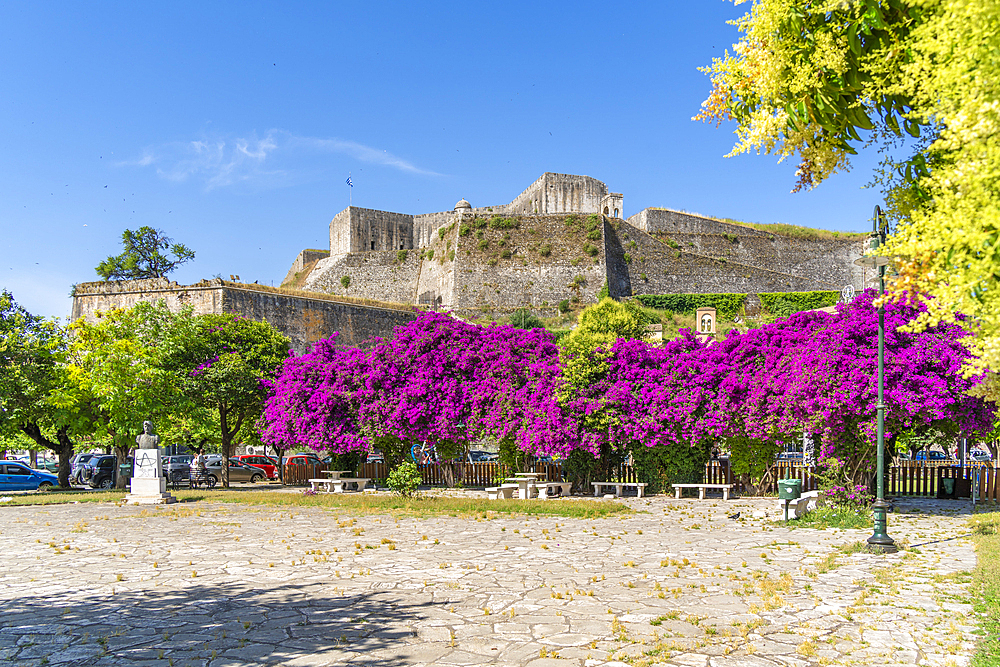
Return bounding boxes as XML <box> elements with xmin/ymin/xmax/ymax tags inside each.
<box><xmin>259</xmin><ymin>290</ymin><xmax>995</xmax><ymax>474</ymax></box>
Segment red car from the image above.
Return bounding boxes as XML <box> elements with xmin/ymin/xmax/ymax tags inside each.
<box><xmin>283</xmin><ymin>454</ymin><xmax>322</xmax><ymax>467</ymax></box>
<box><xmin>235</xmin><ymin>454</ymin><xmax>280</xmax><ymax>480</ymax></box>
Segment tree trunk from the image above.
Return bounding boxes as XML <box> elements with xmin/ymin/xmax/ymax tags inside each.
<box><xmin>220</xmin><ymin>407</ymin><xmax>231</xmax><ymax>489</ymax></box>
<box><xmin>55</xmin><ymin>429</ymin><xmax>75</xmax><ymax>489</ymax></box>
<box><xmin>218</xmin><ymin>406</ymin><xmax>244</xmax><ymax>489</ymax></box>
<box><xmin>441</xmin><ymin>462</ymin><xmax>455</xmax><ymax>488</ymax></box>
<box><xmin>114</xmin><ymin>442</ymin><xmax>130</xmax><ymax>490</ymax></box>
<box><xmin>19</xmin><ymin>423</ymin><xmax>76</xmax><ymax>488</ymax></box>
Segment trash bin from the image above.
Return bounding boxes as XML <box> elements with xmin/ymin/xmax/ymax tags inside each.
<box><xmin>778</xmin><ymin>478</ymin><xmax>802</xmax><ymax>500</ymax></box>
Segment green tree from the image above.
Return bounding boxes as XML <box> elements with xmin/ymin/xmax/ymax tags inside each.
<box><xmin>96</xmin><ymin>226</ymin><xmax>195</xmax><ymax>281</ymax></box>
<box><xmin>699</xmin><ymin>0</ymin><xmax>1000</xmax><ymax>398</ymax></box>
<box><xmin>176</xmin><ymin>315</ymin><xmax>289</xmax><ymax>487</ymax></box>
<box><xmin>558</xmin><ymin>298</ymin><xmax>653</xmax><ymax>484</ymax></box>
<box><xmin>0</xmin><ymin>290</ymin><xmax>76</xmax><ymax>487</ymax></box>
<box><xmin>57</xmin><ymin>303</ymin><xmax>191</xmax><ymax>488</ymax></box>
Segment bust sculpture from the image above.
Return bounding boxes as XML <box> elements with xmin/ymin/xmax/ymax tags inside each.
<box><xmin>136</xmin><ymin>421</ymin><xmax>160</xmax><ymax>450</ymax></box>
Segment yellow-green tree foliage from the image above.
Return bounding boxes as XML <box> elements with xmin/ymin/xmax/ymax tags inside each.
<box><xmin>699</xmin><ymin>0</ymin><xmax>1000</xmax><ymax>397</ymax></box>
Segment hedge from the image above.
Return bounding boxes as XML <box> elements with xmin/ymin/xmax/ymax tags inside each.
<box><xmin>758</xmin><ymin>291</ymin><xmax>839</xmax><ymax>317</ymax></box>
<box><xmin>635</xmin><ymin>291</ymin><xmax>841</xmax><ymax>319</ymax></box>
<box><xmin>634</xmin><ymin>293</ymin><xmax>747</xmax><ymax>319</ymax></box>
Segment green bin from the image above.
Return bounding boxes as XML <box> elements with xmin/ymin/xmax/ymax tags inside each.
<box><xmin>778</xmin><ymin>478</ymin><xmax>802</xmax><ymax>500</ymax></box>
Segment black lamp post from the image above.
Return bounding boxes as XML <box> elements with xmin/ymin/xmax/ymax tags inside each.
<box><xmin>854</xmin><ymin>205</ymin><xmax>897</xmax><ymax>553</ymax></box>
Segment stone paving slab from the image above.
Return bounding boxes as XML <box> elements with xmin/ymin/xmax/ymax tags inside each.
<box><xmin>0</xmin><ymin>495</ymin><xmax>982</xmax><ymax>666</ymax></box>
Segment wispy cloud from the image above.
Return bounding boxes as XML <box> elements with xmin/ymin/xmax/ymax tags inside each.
<box><xmin>129</xmin><ymin>130</ymin><xmax>439</xmax><ymax>190</ymax></box>
<box><xmin>290</xmin><ymin>136</ymin><xmax>439</xmax><ymax>175</ymax></box>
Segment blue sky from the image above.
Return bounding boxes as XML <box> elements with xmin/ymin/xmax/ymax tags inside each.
<box><xmin>1</xmin><ymin>1</ymin><xmax>880</xmax><ymax>319</ymax></box>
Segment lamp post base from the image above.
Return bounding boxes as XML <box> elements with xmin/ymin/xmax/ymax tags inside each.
<box><xmin>868</xmin><ymin>499</ymin><xmax>898</xmax><ymax>553</ymax></box>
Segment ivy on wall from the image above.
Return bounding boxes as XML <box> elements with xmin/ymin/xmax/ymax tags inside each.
<box><xmin>634</xmin><ymin>293</ymin><xmax>747</xmax><ymax>319</ymax></box>
<box><xmin>758</xmin><ymin>291</ymin><xmax>839</xmax><ymax>317</ymax></box>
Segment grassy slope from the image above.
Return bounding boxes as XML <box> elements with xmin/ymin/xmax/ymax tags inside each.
<box><xmin>972</xmin><ymin>511</ymin><xmax>1000</xmax><ymax>666</ymax></box>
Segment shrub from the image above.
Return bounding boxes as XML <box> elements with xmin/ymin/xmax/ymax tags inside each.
<box><xmin>438</xmin><ymin>222</ymin><xmax>455</xmax><ymax>239</ymax></box>
<box><xmin>722</xmin><ymin>232</ymin><xmax>739</xmax><ymax>244</ymax></box>
<box><xmin>396</xmin><ymin>249</ymin><xmax>408</xmax><ymax>263</ymax></box>
<box><xmin>387</xmin><ymin>461</ymin><xmax>422</xmax><ymax>497</ymax></box>
<box><xmin>597</xmin><ymin>279</ymin><xmax>609</xmax><ymax>299</ymax></box>
<box><xmin>539</xmin><ymin>243</ymin><xmax>552</xmax><ymax>257</ymax></box>
<box><xmin>426</xmin><ymin>249</ymin><xmax>434</xmax><ymax>260</ymax></box>
<box><xmin>488</xmin><ymin>215</ymin><xmax>518</xmax><ymax>230</ymax></box>
<box><xmin>459</xmin><ymin>223</ymin><xmax>471</xmax><ymax>237</ymax></box>
<box><xmin>448</xmin><ymin>249</ymin><xmax>455</xmax><ymax>262</ymax></box>
<box><xmin>477</xmin><ymin>238</ymin><xmax>490</xmax><ymax>251</ymax></box>
<box><xmin>583</xmin><ymin>243</ymin><xmax>599</xmax><ymax>257</ymax></box>
<box><xmin>558</xmin><ymin>299</ymin><xmax>571</xmax><ymax>314</ymax></box>
<box><xmin>500</xmin><ymin>249</ymin><xmax>512</xmax><ymax>259</ymax></box>
<box><xmin>586</xmin><ymin>229</ymin><xmax>601</xmax><ymax>241</ymax></box>
<box><xmin>623</xmin><ymin>253</ymin><xmax>632</xmax><ymax>264</ymax></box>
<box><xmin>509</xmin><ymin>308</ymin><xmax>544</xmax><ymax>330</ymax></box>
<box><xmin>630</xmin><ymin>441</ymin><xmax>709</xmax><ymax>495</ymax></box>
<box><xmin>340</xmin><ymin>276</ymin><xmax>351</xmax><ymax>289</ymax></box>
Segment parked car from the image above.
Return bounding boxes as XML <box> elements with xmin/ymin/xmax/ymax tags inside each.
<box><xmin>70</xmin><ymin>453</ymin><xmax>96</xmax><ymax>484</ymax></box>
<box><xmin>32</xmin><ymin>458</ymin><xmax>60</xmax><ymax>474</ymax></box>
<box><xmin>83</xmin><ymin>454</ymin><xmax>126</xmax><ymax>489</ymax></box>
<box><xmin>915</xmin><ymin>450</ymin><xmax>950</xmax><ymax>462</ymax></box>
<box><xmin>283</xmin><ymin>454</ymin><xmax>322</xmax><ymax>466</ymax></box>
<box><xmin>970</xmin><ymin>449</ymin><xmax>993</xmax><ymax>463</ymax></box>
<box><xmin>0</xmin><ymin>460</ymin><xmax>59</xmax><ymax>491</ymax></box>
<box><xmin>235</xmin><ymin>454</ymin><xmax>280</xmax><ymax>479</ymax></box>
<box><xmin>776</xmin><ymin>452</ymin><xmax>804</xmax><ymax>463</ymax></box>
<box><xmin>366</xmin><ymin>451</ymin><xmax>385</xmax><ymax>464</ymax></box>
<box><xmin>468</xmin><ymin>450</ymin><xmax>498</xmax><ymax>462</ymax></box>
<box><xmin>203</xmin><ymin>458</ymin><xmax>266</xmax><ymax>485</ymax></box>
<box><xmin>163</xmin><ymin>455</ymin><xmax>194</xmax><ymax>482</ymax></box>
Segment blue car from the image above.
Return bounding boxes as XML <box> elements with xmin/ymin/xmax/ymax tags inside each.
<box><xmin>0</xmin><ymin>460</ymin><xmax>59</xmax><ymax>491</ymax></box>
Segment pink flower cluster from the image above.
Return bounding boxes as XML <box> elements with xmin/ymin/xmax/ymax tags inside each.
<box><xmin>259</xmin><ymin>290</ymin><xmax>995</xmax><ymax>461</ymax></box>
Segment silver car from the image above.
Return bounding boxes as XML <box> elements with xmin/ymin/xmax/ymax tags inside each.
<box><xmin>203</xmin><ymin>458</ymin><xmax>266</xmax><ymax>485</ymax></box>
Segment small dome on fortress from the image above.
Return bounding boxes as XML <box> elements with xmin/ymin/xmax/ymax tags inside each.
<box><xmin>454</xmin><ymin>199</ymin><xmax>472</xmax><ymax>211</ymax></box>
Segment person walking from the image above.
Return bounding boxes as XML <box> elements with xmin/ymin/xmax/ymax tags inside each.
<box><xmin>190</xmin><ymin>447</ymin><xmax>207</xmax><ymax>488</ymax></box>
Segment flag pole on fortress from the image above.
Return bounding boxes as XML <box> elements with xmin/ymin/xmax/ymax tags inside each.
<box><xmin>346</xmin><ymin>173</ymin><xmax>353</xmax><ymax>207</ymax></box>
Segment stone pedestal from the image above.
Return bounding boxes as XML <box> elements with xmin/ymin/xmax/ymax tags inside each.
<box><xmin>125</xmin><ymin>448</ymin><xmax>176</xmax><ymax>505</ymax></box>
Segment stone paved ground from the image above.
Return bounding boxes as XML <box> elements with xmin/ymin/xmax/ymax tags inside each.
<box><xmin>0</xmin><ymin>494</ymin><xmax>982</xmax><ymax>667</ymax></box>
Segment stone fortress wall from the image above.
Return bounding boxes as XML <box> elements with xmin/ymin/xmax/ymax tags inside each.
<box><xmin>70</xmin><ymin>172</ymin><xmax>867</xmax><ymax>355</ymax></box>
<box><xmin>628</xmin><ymin>208</ymin><xmax>866</xmax><ymax>291</ymax></box>
<box><xmin>71</xmin><ymin>278</ymin><xmax>416</xmax><ymax>353</ymax></box>
<box><xmin>295</xmin><ymin>172</ymin><xmax>867</xmax><ymax>319</ymax></box>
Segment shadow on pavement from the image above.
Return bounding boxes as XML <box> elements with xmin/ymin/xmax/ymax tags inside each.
<box><xmin>1</xmin><ymin>579</ymin><xmax>435</xmax><ymax>666</ymax></box>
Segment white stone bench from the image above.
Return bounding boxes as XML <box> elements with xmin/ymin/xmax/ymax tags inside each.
<box><xmin>486</xmin><ymin>484</ymin><xmax>518</xmax><ymax>500</ymax></box>
<box><xmin>592</xmin><ymin>482</ymin><xmax>647</xmax><ymax>498</ymax></box>
<box><xmin>535</xmin><ymin>481</ymin><xmax>573</xmax><ymax>499</ymax></box>
<box><xmin>671</xmin><ymin>483</ymin><xmax>734</xmax><ymax>500</ymax></box>
<box><xmin>309</xmin><ymin>477</ymin><xmax>369</xmax><ymax>493</ymax></box>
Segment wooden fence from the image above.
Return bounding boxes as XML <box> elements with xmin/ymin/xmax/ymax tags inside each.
<box><xmin>280</xmin><ymin>459</ymin><xmax>1000</xmax><ymax>501</ymax></box>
